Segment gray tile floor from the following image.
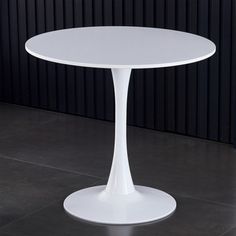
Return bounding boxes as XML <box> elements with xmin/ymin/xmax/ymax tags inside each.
<box><xmin>0</xmin><ymin>102</ymin><xmax>236</xmax><ymax>236</ymax></box>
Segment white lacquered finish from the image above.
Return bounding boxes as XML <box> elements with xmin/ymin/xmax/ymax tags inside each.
<box><xmin>25</xmin><ymin>26</ymin><xmax>216</xmax><ymax>69</ymax></box>
<box><xmin>64</xmin><ymin>67</ymin><xmax>176</xmax><ymax>224</ymax></box>
<box><xmin>25</xmin><ymin>26</ymin><xmax>216</xmax><ymax>225</ymax></box>
<box><xmin>105</xmin><ymin>68</ymin><xmax>135</xmax><ymax>195</ymax></box>
<box><xmin>64</xmin><ymin>185</ymin><xmax>176</xmax><ymax>225</ymax></box>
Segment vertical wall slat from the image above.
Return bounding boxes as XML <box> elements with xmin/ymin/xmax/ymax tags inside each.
<box><xmin>36</xmin><ymin>0</ymin><xmax>48</xmax><ymax>108</ymax></box>
<box><xmin>27</xmin><ymin>0</ymin><xmax>39</xmax><ymax>107</ymax></box>
<box><xmin>2</xmin><ymin>0</ymin><xmax>13</xmax><ymax>102</ymax></box>
<box><xmin>124</xmin><ymin>0</ymin><xmax>135</xmax><ymax>125</ymax></box>
<box><xmin>165</xmin><ymin>0</ymin><xmax>176</xmax><ymax>132</ymax></box>
<box><xmin>231</xmin><ymin>0</ymin><xmax>236</xmax><ymax>145</ymax></box>
<box><xmin>83</xmin><ymin>0</ymin><xmax>95</xmax><ymax>118</ymax></box>
<box><xmin>55</xmin><ymin>0</ymin><xmax>66</xmax><ymax>112</ymax></box>
<box><xmin>0</xmin><ymin>1</ymin><xmax>2</xmax><ymax>99</ymax></box>
<box><xmin>176</xmin><ymin>0</ymin><xmax>187</xmax><ymax>134</ymax></box>
<box><xmin>74</xmin><ymin>0</ymin><xmax>85</xmax><ymax>116</ymax></box>
<box><xmin>18</xmin><ymin>0</ymin><xmax>30</xmax><ymax>105</ymax></box>
<box><xmin>113</xmin><ymin>0</ymin><xmax>123</xmax><ymax>26</ymax></box>
<box><xmin>208</xmin><ymin>0</ymin><xmax>220</xmax><ymax>141</ymax></box>
<box><xmin>45</xmin><ymin>0</ymin><xmax>57</xmax><ymax>110</ymax></box>
<box><xmin>155</xmin><ymin>0</ymin><xmax>165</xmax><ymax>131</ymax></box>
<box><xmin>9</xmin><ymin>0</ymin><xmax>21</xmax><ymax>104</ymax></box>
<box><xmin>94</xmin><ymin>0</ymin><xmax>105</xmax><ymax>120</ymax></box>
<box><xmin>186</xmin><ymin>0</ymin><xmax>198</xmax><ymax>136</ymax></box>
<box><xmin>134</xmin><ymin>0</ymin><xmax>145</xmax><ymax>127</ymax></box>
<box><xmin>197</xmin><ymin>0</ymin><xmax>209</xmax><ymax>138</ymax></box>
<box><xmin>219</xmin><ymin>0</ymin><xmax>232</xmax><ymax>143</ymax></box>
<box><xmin>103</xmin><ymin>0</ymin><xmax>114</xmax><ymax>121</ymax></box>
<box><xmin>65</xmin><ymin>0</ymin><xmax>76</xmax><ymax>114</ymax></box>
<box><xmin>144</xmin><ymin>0</ymin><xmax>155</xmax><ymax>129</ymax></box>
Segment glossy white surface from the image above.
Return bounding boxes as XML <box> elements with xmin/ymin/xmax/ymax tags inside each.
<box><xmin>63</xmin><ymin>68</ymin><xmax>177</xmax><ymax>224</ymax></box>
<box><xmin>64</xmin><ymin>185</ymin><xmax>176</xmax><ymax>225</ymax></box>
<box><xmin>25</xmin><ymin>27</ymin><xmax>215</xmax><ymax>225</ymax></box>
<box><xmin>105</xmin><ymin>68</ymin><xmax>135</xmax><ymax>195</ymax></box>
<box><xmin>25</xmin><ymin>26</ymin><xmax>216</xmax><ymax>69</ymax></box>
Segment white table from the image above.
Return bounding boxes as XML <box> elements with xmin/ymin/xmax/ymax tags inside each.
<box><xmin>25</xmin><ymin>26</ymin><xmax>216</xmax><ymax>225</ymax></box>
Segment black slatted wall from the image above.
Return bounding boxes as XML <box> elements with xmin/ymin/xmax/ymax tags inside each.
<box><xmin>0</xmin><ymin>0</ymin><xmax>236</xmax><ymax>145</ymax></box>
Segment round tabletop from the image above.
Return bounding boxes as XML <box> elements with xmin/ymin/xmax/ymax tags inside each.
<box><xmin>25</xmin><ymin>26</ymin><xmax>216</xmax><ymax>69</ymax></box>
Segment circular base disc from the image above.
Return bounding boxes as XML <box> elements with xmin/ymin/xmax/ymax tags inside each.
<box><xmin>64</xmin><ymin>185</ymin><xmax>176</xmax><ymax>225</ymax></box>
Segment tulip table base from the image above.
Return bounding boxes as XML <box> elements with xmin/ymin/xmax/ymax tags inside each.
<box><xmin>64</xmin><ymin>185</ymin><xmax>176</xmax><ymax>225</ymax></box>
<box><xmin>64</xmin><ymin>68</ymin><xmax>176</xmax><ymax>225</ymax></box>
